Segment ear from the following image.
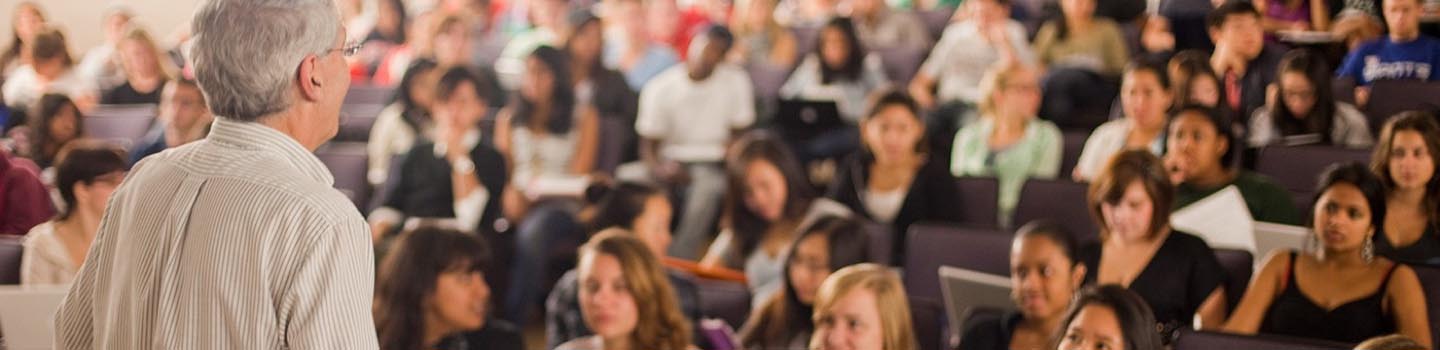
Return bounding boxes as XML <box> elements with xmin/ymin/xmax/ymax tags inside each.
<box><xmin>297</xmin><ymin>54</ymin><xmax>323</xmax><ymax>102</ymax></box>
<box><xmin>1215</xmin><ymin>130</ymin><xmax>1230</xmax><ymax>157</ymax></box>
<box><xmin>1070</xmin><ymin>263</ymin><xmax>1088</xmax><ymax>290</ymax></box>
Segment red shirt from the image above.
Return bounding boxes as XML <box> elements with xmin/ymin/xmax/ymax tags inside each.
<box><xmin>0</xmin><ymin>150</ymin><xmax>54</xmax><ymax>235</ymax></box>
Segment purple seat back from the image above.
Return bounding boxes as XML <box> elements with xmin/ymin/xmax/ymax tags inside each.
<box><xmin>903</xmin><ymin>223</ymin><xmax>1010</xmax><ymax>303</ymax></box>
<box><xmin>1174</xmin><ymin>330</ymin><xmax>1350</xmax><ymax>350</ymax></box>
<box><xmin>1011</xmin><ymin>179</ymin><xmax>1097</xmax><ymax>242</ymax></box>
<box><xmin>955</xmin><ymin>177</ymin><xmax>999</xmax><ymax>229</ymax></box>
<box><xmin>0</xmin><ymin>234</ymin><xmax>21</xmax><ymax>284</ymax></box>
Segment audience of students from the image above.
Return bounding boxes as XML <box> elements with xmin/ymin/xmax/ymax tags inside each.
<box><xmin>494</xmin><ymin>46</ymin><xmax>599</xmax><ymax>215</ymax></box>
<box><xmin>829</xmin><ymin>90</ymin><xmax>961</xmax><ymax>263</ymax></box>
<box><xmin>1371</xmin><ymin>112</ymin><xmax>1440</xmax><ymax>266</ymax></box>
<box><xmin>99</xmin><ymin>27</ymin><xmax>172</xmax><ymax>105</ymax></box>
<box><xmin>566</xmin><ymin>11</ymin><xmax>639</xmax><ymax>128</ymax></box>
<box><xmin>1249</xmin><ymin>49</ymin><xmax>1373</xmax><ymax>148</ymax></box>
<box><xmin>556</xmin><ymin>232</ymin><xmax>693</xmax><ymax>350</ymax></box>
<box><xmin>703</xmin><ymin>131</ymin><xmax>852</xmax><ymax>307</ymax></box>
<box><xmin>633</xmin><ymin>26</ymin><xmax>755</xmax><ymax>260</ymax></box>
<box><xmin>1081</xmin><ymin>149</ymin><xmax>1228</xmax><ymax>340</ymax></box>
<box><xmin>1224</xmin><ymin>163</ymin><xmax>1431</xmax><ymax>347</ymax></box>
<box><xmin>20</xmin><ymin>141</ymin><xmax>127</xmax><ymax>285</ymax></box>
<box><xmin>374</xmin><ymin>226</ymin><xmax>526</xmax><ymax>350</ymax></box>
<box><xmin>960</xmin><ymin>220</ymin><xmax>1086</xmax><ymax>350</ymax></box>
<box><xmin>1337</xmin><ymin>0</ymin><xmax>1440</xmax><ymax>106</ymax></box>
<box><xmin>1056</xmin><ymin>285</ymin><xmax>1166</xmax><ymax>350</ymax></box>
<box><xmin>1073</xmin><ymin>62</ymin><xmax>1173</xmax><ymax>181</ymax></box>
<box><xmin>1167</xmin><ymin>105</ymin><xmax>1301</xmax><ymax>224</ymax></box>
<box><xmin>809</xmin><ymin>263</ymin><xmax>918</xmax><ymax>350</ymax></box>
<box><xmin>740</xmin><ymin>215</ymin><xmax>874</xmax><ymax>349</ymax></box>
<box><xmin>1032</xmin><ymin>0</ymin><xmax>1130</xmax><ymax>128</ymax></box>
<box><xmin>129</xmin><ymin>79</ymin><xmax>213</xmax><ymax>165</ymax></box>
<box><xmin>951</xmin><ymin>63</ymin><xmax>1062</xmax><ymax>226</ymax></box>
<box><xmin>547</xmin><ymin>182</ymin><xmax>703</xmax><ymax>349</ymax></box>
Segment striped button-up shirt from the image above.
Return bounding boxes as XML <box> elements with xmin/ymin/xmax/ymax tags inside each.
<box><xmin>54</xmin><ymin>118</ymin><xmax>378</xmax><ymax>349</ymax></box>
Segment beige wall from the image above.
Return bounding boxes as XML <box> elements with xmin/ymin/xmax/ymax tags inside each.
<box><xmin>0</xmin><ymin>0</ymin><xmax>202</xmax><ymax>54</ymax></box>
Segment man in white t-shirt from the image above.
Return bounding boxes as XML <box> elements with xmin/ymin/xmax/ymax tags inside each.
<box><xmin>634</xmin><ymin>25</ymin><xmax>755</xmax><ymax>259</ymax></box>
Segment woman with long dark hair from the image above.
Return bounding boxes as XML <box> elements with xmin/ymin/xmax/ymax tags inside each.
<box><xmin>780</xmin><ymin>17</ymin><xmax>889</xmax><ymax>123</ymax></box>
<box><xmin>1224</xmin><ymin>163</ymin><xmax>1431</xmax><ymax>347</ymax></box>
<box><xmin>1248</xmin><ymin>49</ymin><xmax>1371</xmax><ymax>148</ymax></box>
<box><xmin>740</xmin><ymin>215</ymin><xmax>873</xmax><ymax>349</ymax></box>
<box><xmin>26</xmin><ymin>93</ymin><xmax>83</xmax><ymax>168</ymax></box>
<box><xmin>1371</xmin><ymin>112</ymin><xmax>1440</xmax><ymax>266</ymax></box>
<box><xmin>1054</xmin><ymin>285</ymin><xmax>1165</xmax><ymax>350</ymax></box>
<box><xmin>374</xmin><ymin>227</ymin><xmax>524</xmax><ymax>350</ymax></box>
<box><xmin>21</xmin><ymin>141</ymin><xmax>127</xmax><ymax>285</ymax></box>
<box><xmin>367</xmin><ymin>58</ymin><xmax>440</xmax><ymax>186</ymax></box>
<box><xmin>702</xmin><ymin>131</ymin><xmax>852</xmax><ymax>307</ymax></box>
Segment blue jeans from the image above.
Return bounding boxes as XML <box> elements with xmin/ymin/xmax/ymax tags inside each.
<box><xmin>502</xmin><ymin>202</ymin><xmax>585</xmax><ymax>324</ymax></box>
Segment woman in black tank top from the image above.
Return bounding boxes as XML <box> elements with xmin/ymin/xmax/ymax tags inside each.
<box><xmin>1220</xmin><ymin>163</ymin><xmax>1432</xmax><ymax>346</ymax></box>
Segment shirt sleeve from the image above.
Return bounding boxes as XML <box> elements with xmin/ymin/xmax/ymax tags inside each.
<box><xmin>635</xmin><ymin>75</ymin><xmax>669</xmax><ymax>139</ymax></box>
<box><xmin>1032</xmin><ymin>122</ymin><xmax>1063</xmax><ymax>179</ymax></box>
<box><xmin>1336</xmin><ymin>46</ymin><xmax>1368</xmax><ymax>85</ymax></box>
<box><xmin>919</xmin><ymin>32</ymin><xmax>956</xmax><ymax>77</ymax></box>
<box><xmin>729</xmin><ymin>70</ymin><xmax>757</xmax><ymax>129</ymax></box>
<box><xmin>282</xmin><ymin>216</ymin><xmax>378</xmax><ymax>349</ymax></box>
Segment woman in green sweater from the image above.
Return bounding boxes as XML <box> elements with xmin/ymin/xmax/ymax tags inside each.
<box><xmin>1165</xmin><ymin>104</ymin><xmax>1300</xmax><ymax>225</ymax></box>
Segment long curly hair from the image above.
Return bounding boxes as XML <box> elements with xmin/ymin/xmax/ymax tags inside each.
<box><xmin>374</xmin><ymin>227</ymin><xmax>492</xmax><ymax>350</ymax></box>
<box><xmin>578</xmin><ymin>231</ymin><xmax>691</xmax><ymax>350</ymax></box>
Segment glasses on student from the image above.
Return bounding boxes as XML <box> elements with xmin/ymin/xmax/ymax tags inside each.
<box><xmin>328</xmin><ymin>40</ymin><xmax>363</xmax><ymax>57</ymax></box>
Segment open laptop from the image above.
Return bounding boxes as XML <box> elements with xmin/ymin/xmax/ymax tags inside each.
<box><xmin>939</xmin><ymin>266</ymin><xmax>1015</xmax><ymax>346</ymax></box>
<box><xmin>776</xmin><ymin>99</ymin><xmax>845</xmax><ymax>140</ymax></box>
<box><xmin>1254</xmin><ymin>221</ymin><xmax>1310</xmax><ymax>259</ymax></box>
<box><xmin>0</xmin><ymin>285</ymin><xmax>69</xmax><ymax>350</ymax></box>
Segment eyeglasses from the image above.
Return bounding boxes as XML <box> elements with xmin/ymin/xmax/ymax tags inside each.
<box><xmin>327</xmin><ymin>40</ymin><xmax>363</xmax><ymax>57</ymax></box>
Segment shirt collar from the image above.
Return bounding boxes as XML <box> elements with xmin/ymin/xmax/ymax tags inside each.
<box><xmin>205</xmin><ymin>118</ymin><xmax>335</xmax><ymax>186</ymax></box>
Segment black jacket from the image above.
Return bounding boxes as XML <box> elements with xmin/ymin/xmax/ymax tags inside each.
<box><xmin>826</xmin><ymin>152</ymin><xmax>964</xmax><ymax>264</ymax></box>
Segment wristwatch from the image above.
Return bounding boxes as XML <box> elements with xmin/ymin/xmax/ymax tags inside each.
<box><xmin>451</xmin><ymin>156</ymin><xmax>475</xmax><ymax>175</ymax></box>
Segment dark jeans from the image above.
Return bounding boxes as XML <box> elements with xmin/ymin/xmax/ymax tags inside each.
<box><xmin>502</xmin><ymin>201</ymin><xmax>585</xmax><ymax>324</ymax></box>
<box><xmin>1040</xmin><ymin>68</ymin><xmax>1120</xmax><ymax>130</ymax></box>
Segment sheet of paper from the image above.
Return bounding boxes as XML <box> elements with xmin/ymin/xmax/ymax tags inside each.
<box><xmin>1170</xmin><ymin>185</ymin><xmax>1256</xmax><ymax>252</ymax></box>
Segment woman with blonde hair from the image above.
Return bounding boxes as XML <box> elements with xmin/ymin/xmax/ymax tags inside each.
<box><xmin>557</xmin><ymin>231</ymin><xmax>693</xmax><ymax>350</ymax></box>
<box><xmin>101</xmin><ymin>27</ymin><xmax>175</xmax><ymax>105</ymax></box>
<box><xmin>810</xmin><ymin>263</ymin><xmax>917</xmax><ymax>350</ymax></box>
<box><xmin>951</xmin><ymin>62</ymin><xmax>1062</xmax><ymax>227</ymax></box>
<box><xmin>727</xmin><ymin>0</ymin><xmax>797</xmax><ymax>68</ymax></box>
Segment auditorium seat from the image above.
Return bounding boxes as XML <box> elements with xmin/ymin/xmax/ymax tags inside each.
<box><xmin>343</xmin><ymin>84</ymin><xmax>396</xmax><ymax>105</ymax></box>
<box><xmin>1412</xmin><ymin>265</ymin><xmax>1440</xmax><ymax>348</ymax></box>
<box><xmin>746</xmin><ymin>61</ymin><xmax>791</xmax><ymax>120</ymax></box>
<box><xmin>1060</xmin><ymin>130</ymin><xmax>1088</xmax><ymax>177</ymax></box>
<box><xmin>1363</xmin><ymin>80</ymin><xmax>1440</xmax><ymax>131</ymax></box>
<box><xmin>0</xmin><ymin>234</ymin><xmax>22</xmax><ymax>285</ymax></box>
<box><xmin>910</xmin><ymin>297</ymin><xmax>946</xmax><ymax>350</ymax></box>
<box><xmin>904</xmin><ymin>223</ymin><xmax>1010</xmax><ymax>302</ymax></box>
<box><xmin>1213</xmin><ymin>248</ymin><xmax>1252</xmax><ymax>311</ymax></box>
<box><xmin>85</xmin><ymin>104</ymin><xmax>158</xmax><ymax>151</ymax></box>
<box><xmin>917</xmin><ymin>7</ymin><xmax>955</xmax><ymax>39</ymax></box>
<box><xmin>954</xmin><ymin>176</ymin><xmax>999</xmax><ymax>229</ymax></box>
<box><xmin>315</xmin><ymin>142</ymin><xmax>370</xmax><ymax>209</ymax></box>
<box><xmin>875</xmin><ymin>46</ymin><xmax>928</xmax><ymax>86</ymax></box>
<box><xmin>1331</xmin><ymin>76</ymin><xmax>1356</xmax><ymax>105</ymax></box>
<box><xmin>862</xmin><ymin>221</ymin><xmax>894</xmax><ymax>266</ymax></box>
<box><xmin>692</xmin><ymin>278</ymin><xmax>752</xmax><ymax>329</ymax></box>
<box><xmin>1254</xmin><ymin>146</ymin><xmax>1370</xmax><ymax>211</ymax></box>
<box><xmin>337</xmin><ymin>103</ymin><xmax>385</xmax><ymax>142</ymax></box>
<box><xmin>1173</xmin><ymin>330</ymin><xmax>1350</xmax><ymax>350</ymax></box>
<box><xmin>1011</xmin><ymin>179</ymin><xmax>1096</xmax><ymax>242</ymax></box>
<box><xmin>595</xmin><ymin>115</ymin><xmax>634</xmax><ymax>174</ymax></box>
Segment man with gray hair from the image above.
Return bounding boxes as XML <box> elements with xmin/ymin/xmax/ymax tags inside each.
<box><xmin>52</xmin><ymin>0</ymin><xmax>377</xmax><ymax>348</ymax></box>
